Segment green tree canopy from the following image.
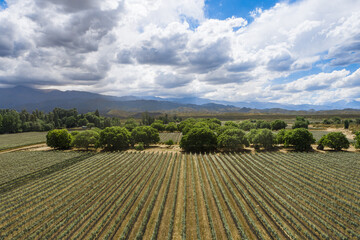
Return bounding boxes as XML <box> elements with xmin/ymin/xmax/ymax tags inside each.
<box><xmin>217</xmin><ymin>128</ymin><xmax>249</xmax><ymax>151</ymax></box>
<box><xmin>252</xmin><ymin>129</ymin><xmax>275</xmax><ymax>150</ymax></box>
<box><xmin>180</xmin><ymin>127</ymin><xmax>217</xmax><ymax>152</ymax></box>
<box><xmin>72</xmin><ymin>130</ymin><xmax>100</xmax><ymax>150</ymax></box>
<box><xmin>151</xmin><ymin>120</ymin><xmax>165</xmax><ymax>132</ymax></box>
<box><xmin>131</xmin><ymin>126</ymin><xmax>160</xmax><ymax>147</ymax></box>
<box><xmin>284</xmin><ymin>128</ymin><xmax>315</xmax><ymax>151</ymax></box>
<box><xmin>271</xmin><ymin>120</ymin><xmax>287</xmax><ymax>130</ymax></box>
<box><xmin>239</xmin><ymin>120</ymin><xmax>255</xmax><ymax>131</ymax></box>
<box><xmin>124</xmin><ymin>118</ymin><xmax>138</xmax><ymax>131</ymax></box>
<box><xmin>165</xmin><ymin>122</ymin><xmax>178</xmax><ymax>132</ymax></box>
<box><xmin>98</xmin><ymin>127</ymin><xmax>130</xmax><ymax>151</ymax></box>
<box><xmin>318</xmin><ymin>132</ymin><xmax>349</xmax><ymax>151</ymax></box>
<box><xmin>46</xmin><ymin>129</ymin><xmax>72</xmax><ymax>150</ymax></box>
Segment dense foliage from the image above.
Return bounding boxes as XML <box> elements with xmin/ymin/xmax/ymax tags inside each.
<box><xmin>247</xmin><ymin>129</ymin><xmax>274</xmax><ymax>150</ymax></box>
<box><xmin>318</xmin><ymin>132</ymin><xmax>350</xmax><ymax>151</ymax></box>
<box><xmin>165</xmin><ymin>122</ymin><xmax>178</xmax><ymax>132</ymax></box>
<box><xmin>46</xmin><ymin>129</ymin><xmax>72</xmax><ymax>150</ymax></box>
<box><xmin>217</xmin><ymin>128</ymin><xmax>248</xmax><ymax>151</ymax></box>
<box><xmin>131</xmin><ymin>126</ymin><xmax>160</xmax><ymax>147</ymax></box>
<box><xmin>284</xmin><ymin>128</ymin><xmax>315</xmax><ymax>151</ymax></box>
<box><xmin>98</xmin><ymin>127</ymin><xmax>131</xmax><ymax>151</ymax></box>
<box><xmin>0</xmin><ymin>108</ymin><xmax>118</xmax><ymax>134</ymax></box>
<box><xmin>271</xmin><ymin>120</ymin><xmax>287</xmax><ymax>130</ymax></box>
<box><xmin>72</xmin><ymin>130</ymin><xmax>100</xmax><ymax>150</ymax></box>
<box><xmin>292</xmin><ymin>116</ymin><xmax>309</xmax><ymax>129</ymax></box>
<box><xmin>180</xmin><ymin>127</ymin><xmax>217</xmax><ymax>152</ymax></box>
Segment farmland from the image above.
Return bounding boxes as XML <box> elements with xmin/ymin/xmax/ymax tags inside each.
<box><xmin>0</xmin><ymin>132</ymin><xmax>47</xmax><ymax>151</ymax></box>
<box><xmin>0</xmin><ymin>151</ymin><xmax>359</xmax><ymax>239</ymax></box>
<box><xmin>159</xmin><ymin>132</ymin><xmax>183</xmax><ymax>144</ymax></box>
<box><xmin>0</xmin><ymin>151</ymin><xmax>88</xmax><ymax>185</ymax></box>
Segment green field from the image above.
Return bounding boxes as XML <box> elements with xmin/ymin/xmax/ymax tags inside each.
<box><xmin>159</xmin><ymin>132</ymin><xmax>182</xmax><ymax>144</ymax></box>
<box><xmin>0</xmin><ymin>151</ymin><xmax>359</xmax><ymax>239</ymax></box>
<box><xmin>0</xmin><ymin>151</ymin><xmax>87</xmax><ymax>185</ymax></box>
<box><xmin>0</xmin><ymin>132</ymin><xmax>48</xmax><ymax>150</ymax></box>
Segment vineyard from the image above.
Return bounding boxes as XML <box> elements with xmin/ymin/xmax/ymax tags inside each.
<box><xmin>0</xmin><ymin>132</ymin><xmax>47</xmax><ymax>150</ymax></box>
<box><xmin>159</xmin><ymin>132</ymin><xmax>183</xmax><ymax>144</ymax></box>
<box><xmin>0</xmin><ymin>151</ymin><xmax>359</xmax><ymax>239</ymax></box>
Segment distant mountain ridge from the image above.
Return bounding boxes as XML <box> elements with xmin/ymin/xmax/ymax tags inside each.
<box><xmin>0</xmin><ymin>86</ymin><xmax>360</xmax><ymax>114</ymax></box>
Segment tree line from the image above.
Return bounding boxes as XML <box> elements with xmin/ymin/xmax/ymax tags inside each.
<box><xmin>0</xmin><ymin>108</ymin><xmax>122</xmax><ymax>134</ymax></box>
<box><xmin>46</xmin><ymin>116</ymin><xmax>354</xmax><ymax>152</ymax></box>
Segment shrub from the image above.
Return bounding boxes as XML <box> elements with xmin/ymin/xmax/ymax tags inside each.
<box><xmin>72</xmin><ymin>130</ymin><xmax>100</xmax><ymax>150</ymax></box>
<box><xmin>165</xmin><ymin>122</ymin><xmax>177</xmax><ymax>132</ymax></box>
<box><xmin>98</xmin><ymin>127</ymin><xmax>130</xmax><ymax>151</ymax></box>
<box><xmin>318</xmin><ymin>132</ymin><xmax>349</xmax><ymax>151</ymax></box>
<box><xmin>71</xmin><ymin>131</ymin><xmax>80</xmax><ymax>137</ymax></box>
<box><xmin>131</xmin><ymin>126</ymin><xmax>160</xmax><ymax>147</ymax></box>
<box><xmin>271</xmin><ymin>120</ymin><xmax>287</xmax><ymax>130</ymax></box>
<box><xmin>180</xmin><ymin>127</ymin><xmax>217</xmax><ymax>152</ymax></box>
<box><xmin>135</xmin><ymin>142</ymin><xmax>145</xmax><ymax>151</ymax></box>
<box><xmin>284</xmin><ymin>128</ymin><xmax>315</xmax><ymax>151</ymax></box>
<box><xmin>344</xmin><ymin>120</ymin><xmax>349</xmax><ymax>129</ymax></box>
<box><xmin>165</xmin><ymin>139</ymin><xmax>174</xmax><ymax>146</ymax></box>
<box><xmin>46</xmin><ymin>129</ymin><xmax>72</xmax><ymax>149</ymax></box>
<box><xmin>217</xmin><ymin>129</ymin><xmax>249</xmax><ymax>151</ymax></box>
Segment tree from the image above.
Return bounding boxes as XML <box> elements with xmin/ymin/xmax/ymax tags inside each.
<box><xmin>124</xmin><ymin>118</ymin><xmax>138</xmax><ymax>131</ymax></box>
<box><xmin>72</xmin><ymin>130</ymin><xmax>100</xmax><ymax>150</ymax></box>
<box><xmin>292</xmin><ymin>116</ymin><xmax>309</xmax><ymax>129</ymax></box>
<box><xmin>0</xmin><ymin>115</ymin><xmax>2</xmax><ymax>132</ymax></box>
<box><xmin>98</xmin><ymin>127</ymin><xmax>130</xmax><ymax>151</ymax></box>
<box><xmin>252</xmin><ymin>129</ymin><xmax>275</xmax><ymax>150</ymax></box>
<box><xmin>165</xmin><ymin>122</ymin><xmax>177</xmax><ymax>132</ymax></box>
<box><xmin>46</xmin><ymin>129</ymin><xmax>72</xmax><ymax>149</ymax></box>
<box><xmin>284</xmin><ymin>128</ymin><xmax>315</xmax><ymax>151</ymax></box>
<box><xmin>239</xmin><ymin>120</ymin><xmax>255</xmax><ymax>131</ymax></box>
<box><xmin>178</xmin><ymin>118</ymin><xmax>197</xmax><ymax>132</ymax></box>
<box><xmin>1</xmin><ymin>110</ymin><xmax>21</xmax><ymax>133</ymax></box>
<box><xmin>95</xmin><ymin>109</ymin><xmax>100</xmax><ymax>117</ymax></box>
<box><xmin>224</xmin><ymin>121</ymin><xmax>238</xmax><ymax>128</ymax></box>
<box><xmin>275</xmin><ymin>129</ymin><xmax>288</xmax><ymax>144</ymax></box>
<box><xmin>78</xmin><ymin>118</ymin><xmax>89</xmax><ymax>126</ymax></box>
<box><xmin>318</xmin><ymin>132</ymin><xmax>349</xmax><ymax>151</ymax></box>
<box><xmin>65</xmin><ymin>116</ymin><xmax>77</xmax><ymax>128</ymax></box>
<box><xmin>151</xmin><ymin>120</ymin><xmax>165</xmax><ymax>132</ymax></box>
<box><xmin>217</xmin><ymin>129</ymin><xmax>249</xmax><ymax>151</ymax></box>
<box><xmin>255</xmin><ymin>120</ymin><xmax>271</xmax><ymax>129</ymax></box>
<box><xmin>180</xmin><ymin>127</ymin><xmax>217</xmax><ymax>152</ymax></box>
<box><xmin>131</xmin><ymin>126</ymin><xmax>160</xmax><ymax>147</ymax></box>
<box><xmin>344</xmin><ymin>120</ymin><xmax>349</xmax><ymax>129</ymax></box>
<box><xmin>271</xmin><ymin>120</ymin><xmax>287</xmax><ymax>130</ymax></box>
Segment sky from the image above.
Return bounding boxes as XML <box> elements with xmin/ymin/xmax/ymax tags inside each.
<box><xmin>0</xmin><ymin>0</ymin><xmax>360</xmax><ymax>105</ymax></box>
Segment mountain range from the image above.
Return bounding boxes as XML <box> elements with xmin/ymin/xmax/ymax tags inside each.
<box><xmin>1</xmin><ymin>86</ymin><xmax>360</xmax><ymax>114</ymax></box>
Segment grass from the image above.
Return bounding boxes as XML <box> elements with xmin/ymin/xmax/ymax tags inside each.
<box><xmin>0</xmin><ymin>132</ymin><xmax>48</xmax><ymax>151</ymax></box>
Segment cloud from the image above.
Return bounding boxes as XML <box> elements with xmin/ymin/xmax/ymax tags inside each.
<box><xmin>155</xmin><ymin>72</ymin><xmax>193</xmax><ymax>88</ymax></box>
<box><xmin>0</xmin><ymin>0</ymin><xmax>360</xmax><ymax>105</ymax></box>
